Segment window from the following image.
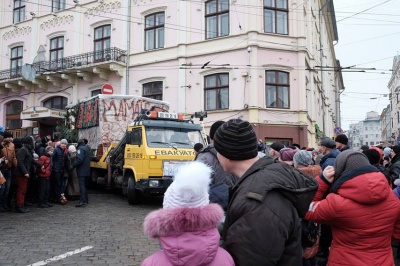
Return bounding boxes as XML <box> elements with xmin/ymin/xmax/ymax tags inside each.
<box><xmin>205</xmin><ymin>0</ymin><xmax>229</xmax><ymax>39</ymax></box>
<box><xmin>10</xmin><ymin>46</ymin><xmax>23</xmax><ymax>77</ymax></box>
<box><xmin>143</xmin><ymin>81</ymin><xmax>163</xmax><ymax>100</ymax></box>
<box><xmin>91</xmin><ymin>89</ymin><xmax>102</xmax><ymax>97</ymax></box>
<box><xmin>52</xmin><ymin>0</ymin><xmax>66</xmax><ymax>12</ymax></box>
<box><xmin>49</xmin><ymin>36</ymin><xmax>64</xmax><ymax>69</ymax></box>
<box><xmin>13</xmin><ymin>0</ymin><xmax>25</xmax><ymax>24</ymax></box>
<box><xmin>145</xmin><ymin>12</ymin><xmax>165</xmax><ymax>50</ymax></box>
<box><xmin>130</xmin><ymin>128</ymin><xmax>142</xmax><ymax>145</ymax></box>
<box><xmin>94</xmin><ymin>25</ymin><xmax>111</xmax><ymax>61</ymax></box>
<box><xmin>204</xmin><ymin>73</ymin><xmax>229</xmax><ymax>111</ymax></box>
<box><xmin>264</xmin><ymin>0</ymin><xmax>288</xmax><ymax>34</ymax></box>
<box><xmin>43</xmin><ymin>96</ymin><xmax>68</xmax><ymax>110</ymax></box>
<box><xmin>265</xmin><ymin>70</ymin><xmax>289</xmax><ymax>108</ymax></box>
<box><xmin>5</xmin><ymin>101</ymin><xmax>23</xmax><ymax>130</ymax></box>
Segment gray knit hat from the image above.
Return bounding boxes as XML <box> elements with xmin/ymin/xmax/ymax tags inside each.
<box><xmin>293</xmin><ymin>150</ymin><xmax>313</xmax><ymax>167</ymax></box>
<box><xmin>334</xmin><ymin>150</ymin><xmax>370</xmax><ymax>178</ymax></box>
<box><xmin>213</xmin><ymin>119</ymin><xmax>258</xmax><ymax>160</ymax></box>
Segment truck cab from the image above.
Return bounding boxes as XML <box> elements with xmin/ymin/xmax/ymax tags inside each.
<box><xmin>90</xmin><ymin>110</ymin><xmax>206</xmax><ymax>204</ymax></box>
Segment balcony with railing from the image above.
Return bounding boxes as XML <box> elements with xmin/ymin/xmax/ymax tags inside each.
<box><xmin>0</xmin><ymin>47</ymin><xmax>126</xmax><ymax>81</ymax></box>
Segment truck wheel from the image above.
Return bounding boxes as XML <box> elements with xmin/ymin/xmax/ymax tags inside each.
<box><xmin>127</xmin><ymin>173</ymin><xmax>139</xmax><ymax>205</ymax></box>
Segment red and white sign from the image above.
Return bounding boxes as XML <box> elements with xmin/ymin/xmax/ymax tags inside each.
<box><xmin>101</xmin><ymin>84</ymin><xmax>114</xmax><ymax>95</ymax></box>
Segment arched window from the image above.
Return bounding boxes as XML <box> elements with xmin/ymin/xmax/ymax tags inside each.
<box><xmin>43</xmin><ymin>96</ymin><xmax>68</xmax><ymax>110</ymax></box>
<box><xmin>5</xmin><ymin>100</ymin><xmax>23</xmax><ymax>130</ymax></box>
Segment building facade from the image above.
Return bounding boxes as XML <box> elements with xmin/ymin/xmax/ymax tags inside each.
<box><xmin>129</xmin><ymin>0</ymin><xmax>343</xmax><ymax>148</ymax></box>
<box><xmin>0</xmin><ymin>0</ymin><xmax>128</xmax><ymax>138</ymax></box>
<box><xmin>380</xmin><ymin>104</ymin><xmax>393</xmax><ymax>146</ymax></box>
<box><xmin>389</xmin><ymin>55</ymin><xmax>400</xmax><ymax>145</ymax></box>
<box><xmin>348</xmin><ymin>111</ymin><xmax>382</xmax><ymax>150</ymax></box>
<box><xmin>0</xmin><ymin>0</ymin><xmax>343</xmax><ymax>148</ymax></box>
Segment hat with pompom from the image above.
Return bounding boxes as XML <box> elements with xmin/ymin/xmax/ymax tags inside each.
<box><xmin>163</xmin><ymin>161</ymin><xmax>211</xmax><ymax>208</ymax></box>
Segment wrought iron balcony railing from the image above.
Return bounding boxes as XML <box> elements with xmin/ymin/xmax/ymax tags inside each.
<box><xmin>0</xmin><ymin>47</ymin><xmax>126</xmax><ymax>81</ymax></box>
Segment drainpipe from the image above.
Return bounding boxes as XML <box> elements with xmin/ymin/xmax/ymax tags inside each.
<box><xmin>125</xmin><ymin>0</ymin><xmax>132</xmax><ymax>95</ymax></box>
<box><xmin>319</xmin><ymin>0</ymin><xmax>329</xmax><ymax>135</ymax></box>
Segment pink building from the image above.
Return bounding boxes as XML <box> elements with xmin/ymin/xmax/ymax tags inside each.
<box><xmin>0</xmin><ymin>0</ymin><xmax>343</xmax><ymax>148</ymax></box>
<box><xmin>128</xmin><ymin>0</ymin><xmax>343</xmax><ymax>148</ymax></box>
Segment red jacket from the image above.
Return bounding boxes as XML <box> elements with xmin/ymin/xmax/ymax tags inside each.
<box><xmin>306</xmin><ymin>169</ymin><xmax>400</xmax><ymax>266</ymax></box>
<box><xmin>38</xmin><ymin>154</ymin><xmax>52</xmax><ymax>179</ymax></box>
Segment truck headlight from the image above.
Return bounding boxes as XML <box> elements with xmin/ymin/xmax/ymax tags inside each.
<box><xmin>149</xmin><ymin>180</ymin><xmax>159</xmax><ymax>187</ymax></box>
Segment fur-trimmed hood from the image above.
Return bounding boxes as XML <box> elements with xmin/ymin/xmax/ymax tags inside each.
<box><xmin>142</xmin><ymin>204</ymin><xmax>228</xmax><ymax>266</ymax></box>
<box><xmin>144</xmin><ymin>203</ymin><xmax>223</xmax><ymax>237</ymax></box>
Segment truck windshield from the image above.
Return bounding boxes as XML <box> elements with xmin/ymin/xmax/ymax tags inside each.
<box><xmin>146</xmin><ymin>126</ymin><xmax>205</xmax><ymax>148</ymax></box>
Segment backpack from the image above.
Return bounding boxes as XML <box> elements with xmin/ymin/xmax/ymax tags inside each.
<box><xmin>301</xmin><ymin>219</ymin><xmax>320</xmax><ymax>248</ymax></box>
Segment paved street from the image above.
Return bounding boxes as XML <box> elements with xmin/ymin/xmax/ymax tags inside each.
<box><xmin>0</xmin><ymin>188</ymin><xmax>161</xmax><ymax>266</ymax></box>
<box><xmin>1</xmin><ymin>187</ymin><xmax>400</xmax><ymax>266</ymax></box>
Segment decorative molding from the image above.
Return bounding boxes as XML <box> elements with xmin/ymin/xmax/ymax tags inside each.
<box><xmin>32</xmin><ymin>79</ymin><xmax>48</xmax><ymax>90</ymax></box>
<box><xmin>140</xmin><ymin>6</ymin><xmax>167</xmax><ymax>16</ymax></box>
<box><xmin>61</xmin><ymin>74</ymin><xmax>76</xmax><ymax>85</ymax></box>
<box><xmin>5</xmin><ymin>83</ymin><xmax>21</xmax><ymax>93</ymax></box>
<box><xmin>84</xmin><ymin>2</ymin><xmax>122</xmax><ymax>18</ymax></box>
<box><xmin>2</xmin><ymin>26</ymin><xmax>32</xmax><ymax>41</ymax></box>
<box><xmin>109</xmin><ymin>63</ymin><xmax>124</xmax><ymax>77</ymax></box>
<box><xmin>0</xmin><ymin>87</ymin><xmax>8</xmax><ymax>96</ymax></box>
<box><xmin>40</xmin><ymin>15</ymin><xmax>74</xmax><ymax>30</ymax></box>
<box><xmin>47</xmin><ymin>31</ymin><xmax>67</xmax><ymax>39</ymax></box>
<box><xmin>77</xmin><ymin>70</ymin><xmax>93</xmax><ymax>83</ymax></box>
<box><xmin>93</xmin><ymin>67</ymin><xmax>110</xmax><ymax>80</ymax></box>
<box><xmin>46</xmin><ymin>75</ymin><xmax>62</xmax><ymax>87</ymax></box>
<box><xmin>18</xmin><ymin>80</ymin><xmax>33</xmax><ymax>92</ymax></box>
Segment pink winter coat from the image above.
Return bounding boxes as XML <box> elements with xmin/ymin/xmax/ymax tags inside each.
<box><xmin>141</xmin><ymin>204</ymin><xmax>234</xmax><ymax>266</ymax></box>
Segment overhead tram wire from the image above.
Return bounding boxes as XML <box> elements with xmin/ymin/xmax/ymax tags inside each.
<box><xmin>336</xmin><ymin>0</ymin><xmax>395</xmax><ymax>22</ymax></box>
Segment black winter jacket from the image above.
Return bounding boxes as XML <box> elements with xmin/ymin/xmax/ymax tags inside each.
<box><xmin>14</xmin><ymin>144</ymin><xmax>42</xmax><ymax>177</ymax></box>
<box><xmin>195</xmin><ymin>144</ymin><xmax>238</xmax><ymax>209</ymax></box>
<box><xmin>74</xmin><ymin>143</ymin><xmax>91</xmax><ymax>176</ymax></box>
<box><xmin>221</xmin><ymin>158</ymin><xmax>318</xmax><ymax>266</ymax></box>
<box><xmin>52</xmin><ymin>145</ymin><xmax>65</xmax><ymax>174</ymax></box>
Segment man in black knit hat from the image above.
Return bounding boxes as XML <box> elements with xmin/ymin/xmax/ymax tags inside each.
<box><xmin>214</xmin><ymin>118</ymin><xmax>318</xmax><ymax>266</ymax></box>
<box><xmin>335</xmin><ymin>134</ymin><xmax>350</xmax><ymax>152</ymax></box>
<box><xmin>195</xmin><ymin>121</ymin><xmax>237</xmax><ymax>210</ymax></box>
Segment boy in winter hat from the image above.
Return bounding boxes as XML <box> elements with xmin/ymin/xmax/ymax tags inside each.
<box><xmin>142</xmin><ymin>161</ymin><xmax>234</xmax><ymax>266</ymax></box>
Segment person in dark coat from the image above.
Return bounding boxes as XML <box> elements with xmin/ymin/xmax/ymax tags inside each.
<box><xmin>317</xmin><ymin>137</ymin><xmax>340</xmax><ymax>264</ymax></box>
<box><xmin>362</xmin><ymin>148</ymin><xmax>391</xmax><ymax>184</ymax></box>
<box><xmin>74</xmin><ymin>139</ymin><xmax>91</xmax><ymax>207</ymax></box>
<box><xmin>213</xmin><ymin>119</ymin><xmax>318</xmax><ymax>265</ymax></box>
<box><xmin>195</xmin><ymin>121</ymin><xmax>237</xmax><ymax>211</ymax></box>
<box><xmin>318</xmin><ymin>137</ymin><xmax>340</xmax><ymax>170</ymax></box>
<box><xmin>52</xmin><ymin>139</ymin><xmax>68</xmax><ymax>204</ymax></box>
<box><xmin>389</xmin><ymin>145</ymin><xmax>400</xmax><ymax>186</ymax></box>
<box><xmin>334</xmin><ymin>134</ymin><xmax>350</xmax><ymax>152</ymax></box>
<box><xmin>14</xmin><ymin>136</ymin><xmax>42</xmax><ymax>213</ymax></box>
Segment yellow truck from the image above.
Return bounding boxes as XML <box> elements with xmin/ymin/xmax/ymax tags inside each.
<box><xmin>74</xmin><ymin>94</ymin><xmax>205</xmax><ymax>204</ymax></box>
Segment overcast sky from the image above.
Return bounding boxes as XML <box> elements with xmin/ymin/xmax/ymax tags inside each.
<box><xmin>333</xmin><ymin>0</ymin><xmax>399</xmax><ymax>130</ymax></box>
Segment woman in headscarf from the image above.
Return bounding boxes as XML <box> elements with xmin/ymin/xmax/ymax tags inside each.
<box><xmin>305</xmin><ymin>150</ymin><xmax>400</xmax><ymax>266</ymax></box>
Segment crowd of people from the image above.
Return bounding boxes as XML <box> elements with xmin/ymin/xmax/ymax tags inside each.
<box><xmin>142</xmin><ymin>120</ymin><xmax>400</xmax><ymax>266</ymax></box>
<box><xmin>0</xmin><ymin>132</ymin><xmax>91</xmax><ymax>213</ymax></box>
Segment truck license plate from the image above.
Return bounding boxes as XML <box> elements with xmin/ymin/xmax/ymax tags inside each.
<box><xmin>163</xmin><ymin>161</ymin><xmax>188</xmax><ymax>177</ymax></box>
